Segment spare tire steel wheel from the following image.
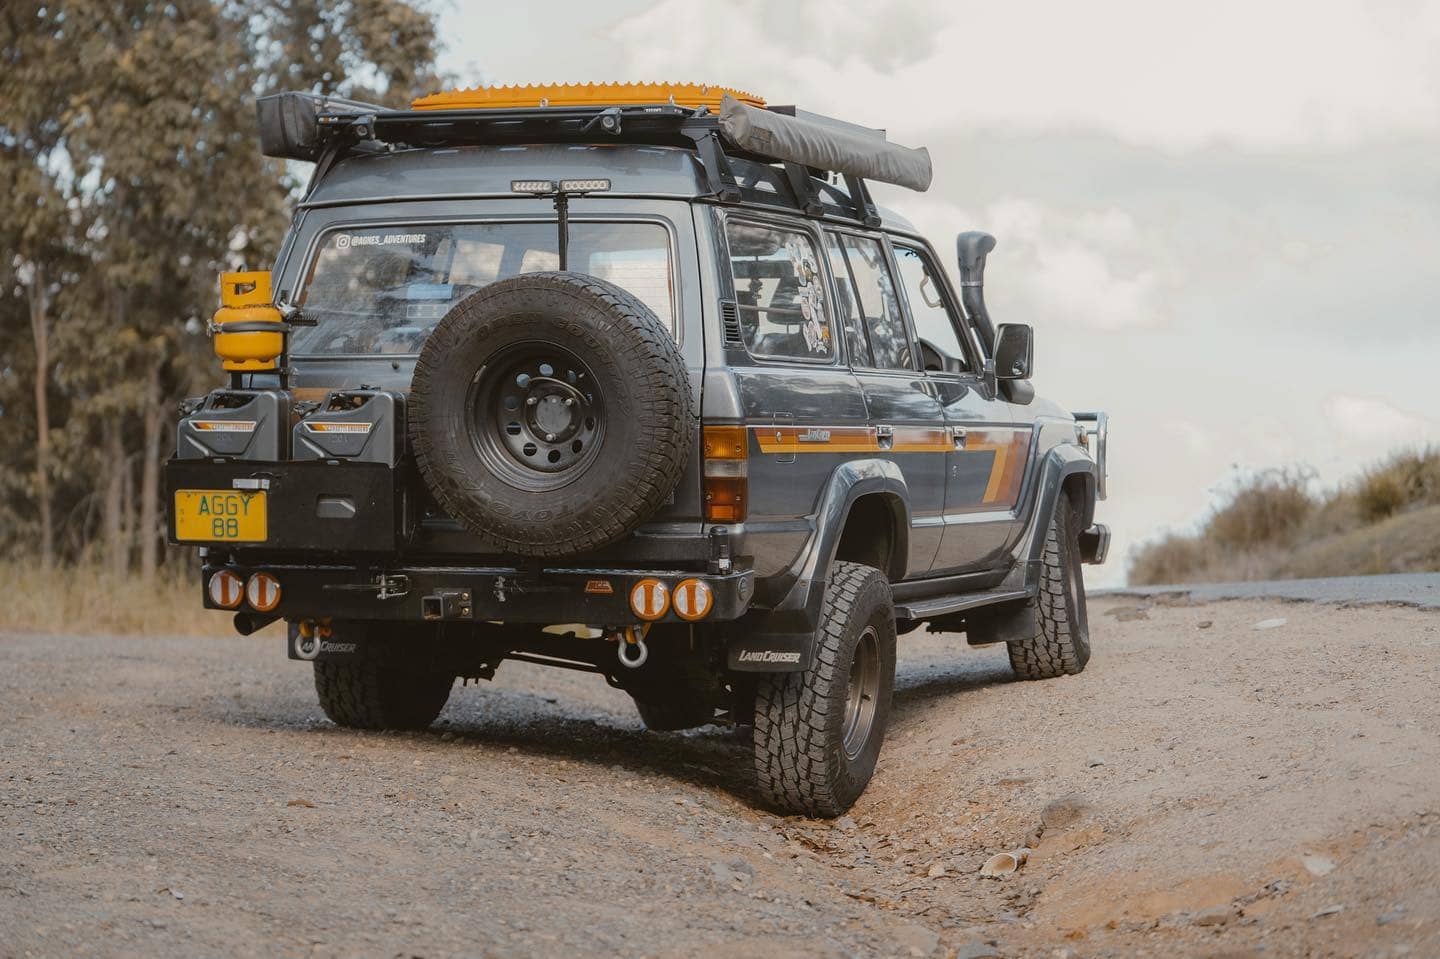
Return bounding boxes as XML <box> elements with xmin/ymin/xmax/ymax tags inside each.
<box><xmin>410</xmin><ymin>272</ymin><xmax>692</xmax><ymax>556</ymax></box>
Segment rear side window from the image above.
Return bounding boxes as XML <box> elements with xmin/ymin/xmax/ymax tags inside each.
<box><xmin>291</xmin><ymin>221</ymin><xmax>674</xmax><ymax>355</ymax></box>
<box><xmin>831</xmin><ymin>234</ymin><xmax>911</xmax><ymax>371</ymax></box>
<box><xmin>724</xmin><ymin>219</ymin><xmax>833</xmax><ymax>361</ymax></box>
<box><xmin>825</xmin><ymin>232</ymin><xmax>872</xmax><ymax>367</ymax></box>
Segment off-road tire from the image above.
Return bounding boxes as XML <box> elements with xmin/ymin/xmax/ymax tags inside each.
<box><xmin>633</xmin><ymin>696</ymin><xmax>717</xmax><ymax>732</ymax></box>
<box><xmin>752</xmin><ymin>562</ymin><xmax>896</xmax><ymax>818</ymax></box>
<box><xmin>313</xmin><ymin>660</ymin><xmax>454</xmax><ymax>731</ymax></box>
<box><xmin>409</xmin><ymin>271</ymin><xmax>691</xmax><ymax>557</ymax></box>
<box><xmin>1008</xmin><ymin>494</ymin><xmax>1091</xmax><ymax>680</ymax></box>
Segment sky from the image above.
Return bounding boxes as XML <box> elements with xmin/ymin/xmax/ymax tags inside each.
<box><xmin>434</xmin><ymin>0</ymin><xmax>1440</xmax><ymax>585</ymax></box>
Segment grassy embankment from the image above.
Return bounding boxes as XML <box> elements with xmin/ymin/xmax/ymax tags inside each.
<box><xmin>1130</xmin><ymin>448</ymin><xmax>1440</xmax><ymax>585</ymax></box>
<box><xmin>0</xmin><ymin>562</ymin><xmax>263</xmax><ymax>637</ymax></box>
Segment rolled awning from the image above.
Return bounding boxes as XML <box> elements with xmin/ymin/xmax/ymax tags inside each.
<box><xmin>717</xmin><ymin>94</ymin><xmax>933</xmax><ymax>193</ymax></box>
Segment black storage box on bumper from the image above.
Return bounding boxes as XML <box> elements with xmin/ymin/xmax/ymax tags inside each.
<box><xmin>165</xmin><ymin>458</ymin><xmax>408</xmax><ymax>554</ymax></box>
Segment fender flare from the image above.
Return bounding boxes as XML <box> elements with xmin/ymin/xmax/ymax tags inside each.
<box><xmin>728</xmin><ymin>459</ymin><xmax>909</xmax><ymax>672</ymax></box>
<box><xmin>1001</xmin><ymin>442</ymin><xmax>1098</xmax><ymax>592</ymax></box>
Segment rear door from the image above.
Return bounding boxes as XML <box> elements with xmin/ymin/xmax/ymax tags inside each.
<box><xmin>889</xmin><ymin>240</ymin><xmax>1027</xmax><ymax>572</ymax></box>
<box><xmin>718</xmin><ymin>214</ymin><xmax>867</xmax><ymax>584</ymax></box>
<box><xmin>824</xmin><ymin>229</ymin><xmax>947</xmax><ymax>575</ymax></box>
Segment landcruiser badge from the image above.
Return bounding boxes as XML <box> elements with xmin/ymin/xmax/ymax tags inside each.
<box><xmin>798</xmin><ymin>428</ymin><xmax>831</xmax><ymax>444</ymax></box>
<box><xmin>737</xmin><ymin>650</ymin><xmax>802</xmax><ymax>664</ymax></box>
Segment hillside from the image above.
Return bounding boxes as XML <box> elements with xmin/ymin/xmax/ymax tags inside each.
<box><xmin>1130</xmin><ymin>449</ymin><xmax>1440</xmax><ymax>585</ymax></box>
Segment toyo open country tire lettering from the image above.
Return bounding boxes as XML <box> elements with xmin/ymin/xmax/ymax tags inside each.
<box><xmin>1008</xmin><ymin>494</ymin><xmax>1092</xmax><ymax>680</ymax></box>
<box><xmin>753</xmin><ymin>561</ymin><xmax>897</xmax><ymax>818</ymax></box>
<box><xmin>410</xmin><ymin>272</ymin><xmax>692</xmax><ymax>557</ymax></box>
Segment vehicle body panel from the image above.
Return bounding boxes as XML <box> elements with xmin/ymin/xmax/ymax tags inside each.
<box><xmin>167</xmin><ymin>141</ymin><xmax>1106</xmax><ymax>672</ymax></box>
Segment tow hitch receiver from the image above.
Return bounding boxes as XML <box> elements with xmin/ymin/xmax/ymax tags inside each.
<box><xmin>422</xmin><ymin>590</ymin><xmax>474</xmax><ymax>621</ymax></box>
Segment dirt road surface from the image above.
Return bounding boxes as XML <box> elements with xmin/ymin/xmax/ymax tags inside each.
<box><xmin>5</xmin><ymin>596</ymin><xmax>1440</xmax><ymax>958</ymax></box>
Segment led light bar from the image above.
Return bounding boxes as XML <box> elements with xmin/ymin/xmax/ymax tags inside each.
<box><xmin>558</xmin><ymin>178</ymin><xmax>611</xmax><ymax>193</ymax></box>
<box><xmin>511</xmin><ymin>179</ymin><xmax>557</xmax><ymax>194</ymax></box>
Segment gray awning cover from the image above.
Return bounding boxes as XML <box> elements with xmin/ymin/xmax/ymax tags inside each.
<box><xmin>717</xmin><ymin>94</ymin><xmax>933</xmax><ymax>192</ymax></box>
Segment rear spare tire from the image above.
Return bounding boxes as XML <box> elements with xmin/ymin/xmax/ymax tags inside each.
<box><xmin>410</xmin><ymin>272</ymin><xmax>691</xmax><ymax>556</ymax></box>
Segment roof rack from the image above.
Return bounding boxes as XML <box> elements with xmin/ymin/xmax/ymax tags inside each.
<box><xmin>255</xmin><ymin>90</ymin><xmax>930</xmax><ymax>224</ymax></box>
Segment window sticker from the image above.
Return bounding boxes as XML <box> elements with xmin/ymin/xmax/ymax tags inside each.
<box><xmin>334</xmin><ymin>232</ymin><xmax>428</xmax><ymax>250</ymax></box>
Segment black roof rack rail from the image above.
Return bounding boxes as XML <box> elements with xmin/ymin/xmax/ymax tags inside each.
<box><xmin>259</xmin><ymin>93</ymin><xmax>885</xmax><ymax>223</ymax></box>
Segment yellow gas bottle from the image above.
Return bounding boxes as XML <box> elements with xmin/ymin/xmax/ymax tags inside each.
<box><xmin>212</xmin><ymin>271</ymin><xmax>285</xmax><ymax>372</ymax></box>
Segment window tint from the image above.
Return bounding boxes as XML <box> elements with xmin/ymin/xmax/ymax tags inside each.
<box><xmin>725</xmin><ymin>219</ymin><xmax>833</xmax><ymax>360</ymax></box>
<box><xmin>840</xmin><ymin>234</ymin><xmax>911</xmax><ymax>371</ymax></box>
<box><xmin>893</xmin><ymin>245</ymin><xmax>969</xmax><ymax>371</ymax></box>
<box><xmin>825</xmin><ymin>231</ymin><xmax>872</xmax><ymax>367</ymax></box>
<box><xmin>293</xmin><ymin>221</ymin><xmax>673</xmax><ymax>355</ymax></box>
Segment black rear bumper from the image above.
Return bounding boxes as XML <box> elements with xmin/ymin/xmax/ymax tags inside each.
<box><xmin>168</xmin><ymin>457</ymin><xmax>754</xmax><ymax>625</ymax></box>
<box><xmin>201</xmin><ymin>560</ymin><xmax>754</xmax><ymax>625</ymax></box>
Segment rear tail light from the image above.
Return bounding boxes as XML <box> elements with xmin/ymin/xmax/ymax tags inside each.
<box><xmin>629</xmin><ymin>578</ymin><xmax>670</xmax><ymax>621</ymax></box>
<box><xmin>245</xmin><ymin>571</ymin><xmax>282</xmax><ymax>613</ymax></box>
<box><xmin>207</xmin><ymin>569</ymin><xmax>244</xmax><ymax>609</ymax></box>
<box><xmin>672</xmin><ymin>579</ymin><xmax>714</xmax><ymax>621</ymax></box>
<box><xmin>702</xmin><ymin>425</ymin><xmax>748</xmax><ymax>522</ymax></box>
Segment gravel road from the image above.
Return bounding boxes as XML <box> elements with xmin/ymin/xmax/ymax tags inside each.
<box><xmin>1102</xmin><ymin>572</ymin><xmax>1440</xmax><ymax>609</ymax></box>
<box><xmin>5</xmin><ymin>594</ymin><xmax>1440</xmax><ymax>958</ymax></box>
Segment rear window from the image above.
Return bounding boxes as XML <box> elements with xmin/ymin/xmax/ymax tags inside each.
<box><xmin>290</xmin><ymin>221</ymin><xmax>674</xmax><ymax>355</ymax></box>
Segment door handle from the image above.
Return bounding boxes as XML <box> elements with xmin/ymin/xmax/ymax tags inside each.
<box><xmin>875</xmin><ymin>424</ymin><xmax>895</xmax><ymax>450</ymax></box>
<box><xmin>950</xmin><ymin>426</ymin><xmax>967</xmax><ymax>450</ymax></box>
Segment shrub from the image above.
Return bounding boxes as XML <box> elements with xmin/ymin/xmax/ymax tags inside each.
<box><xmin>1202</xmin><ymin>467</ymin><xmax>1316</xmax><ymax>551</ymax></box>
<box><xmin>1354</xmin><ymin>448</ymin><xmax>1440</xmax><ymax>522</ymax></box>
<box><xmin>1128</xmin><ymin>533</ymin><xmax>1218</xmax><ymax>586</ymax></box>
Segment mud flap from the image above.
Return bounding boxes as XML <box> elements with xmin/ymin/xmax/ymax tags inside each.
<box><xmin>727</xmin><ymin>631</ymin><xmax>813</xmax><ymax>672</ymax></box>
<box><xmin>928</xmin><ymin>600</ymin><xmax>1037</xmax><ymax>647</ymax></box>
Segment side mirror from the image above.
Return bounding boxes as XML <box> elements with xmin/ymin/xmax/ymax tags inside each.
<box><xmin>993</xmin><ymin>323</ymin><xmax>1033</xmax><ymax>380</ymax></box>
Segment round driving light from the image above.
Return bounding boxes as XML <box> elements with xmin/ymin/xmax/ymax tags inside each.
<box><xmin>245</xmin><ymin>571</ymin><xmax>282</xmax><ymax>613</ymax></box>
<box><xmin>207</xmin><ymin>569</ymin><xmax>244</xmax><ymax>609</ymax></box>
<box><xmin>672</xmin><ymin>579</ymin><xmax>715</xmax><ymax>621</ymax></box>
<box><xmin>628</xmin><ymin>578</ymin><xmax>670</xmax><ymax>621</ymax></box>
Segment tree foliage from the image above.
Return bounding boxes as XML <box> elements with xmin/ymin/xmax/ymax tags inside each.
<box><xmin>0</xmin><ymin>0</ymin><xmax>446</xmax><ymax>573</ymax></box>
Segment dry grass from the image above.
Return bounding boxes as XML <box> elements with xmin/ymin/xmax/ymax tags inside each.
<box><xmin>0</xmin><ymin>561</ymin><xmax>271</xmax><ymax>637</ymax></box>
<box><xmin>1130</xmin><ymin>448</ymin><xmax>1440</xmax><ymax>585</ymax></box>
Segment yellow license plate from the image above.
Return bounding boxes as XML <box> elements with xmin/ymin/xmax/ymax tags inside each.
<box><xmin>174</xmin><ymin>489</ymin><xmax>267</xmax><ymax>542</ymax></box>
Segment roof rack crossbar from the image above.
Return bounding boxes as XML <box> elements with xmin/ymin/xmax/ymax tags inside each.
<box><xmin>842</xmin><ymin>173</ymin><xmax>881</xmax><ymax>227</ymax></box>
<box><xmin>782</xmin><ymin>161</ymin><xmax>824</xmax><ymax>216</ymax></box>
<box><xmin>684</xmin><ymin>127</ymin><xmax>741</xmax><ymax>203</ymax></box>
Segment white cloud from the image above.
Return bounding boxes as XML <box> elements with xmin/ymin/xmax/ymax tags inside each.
<box><xmin>1323</xmin><ymin>394</ymin><xmax>1438</xmax><ymax>448</ymax></box>
<box><xmin>917</xmin><ymin>198</ymin><xmax>1170</xmax><ymax>331</ymax></box>
<box><xmin>611</xmin><ymin>0</ymin><xmax>1440</xmax><ymax>151</ymax></box>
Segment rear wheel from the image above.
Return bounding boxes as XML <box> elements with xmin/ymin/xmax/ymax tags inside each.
<box><xmin>1008</xmin><ymin>494</ymin><xmax>1092</xmax><ymax>680</ymax></box>
<box><xmin>752</xmin><ymin>561</ymin><xmax>896</xmax><ymax>818</ymax></box>
<box><xmin>313</xmin><ymin>657</ymin><xmax>454</xmax><ymax>731</ymax></box>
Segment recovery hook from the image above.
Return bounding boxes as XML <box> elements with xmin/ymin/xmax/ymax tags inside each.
<box><xmin>615</xmin><ymin>624</ymin><xmax>650</xmax><ymax>669</ymax></box>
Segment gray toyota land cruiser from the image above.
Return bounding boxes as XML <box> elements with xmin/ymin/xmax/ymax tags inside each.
<box><xmin>165</xmin><ymin>82</ymin><xmax>1110</xmax><ymax>817</ymax></box>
